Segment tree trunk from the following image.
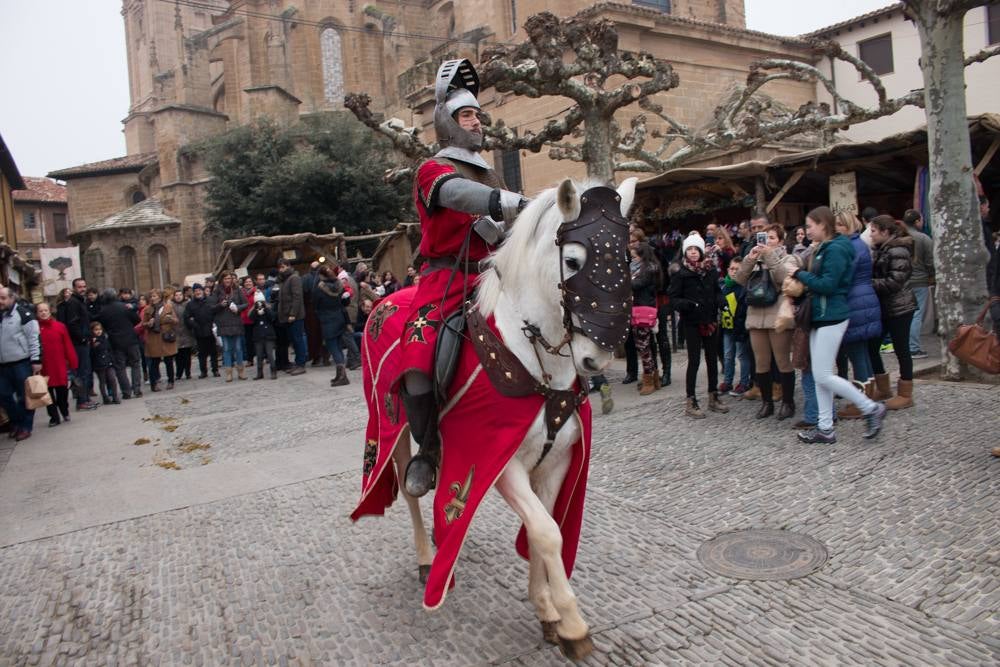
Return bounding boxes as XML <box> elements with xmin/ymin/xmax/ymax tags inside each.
<box><xmin>914</xmin><ymin>5</ymin><xmax>988</xmax><ymax>380</ymax></box>
<box><xmin>582</xmin><ymin>108</ymin><xmax>615</xmax><ymax>185</ymax></box>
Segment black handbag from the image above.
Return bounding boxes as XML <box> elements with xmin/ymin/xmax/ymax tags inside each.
<box><xmin>745</xmin><ymin>262</ymin><xmax>778</xmax><ymax>307</ymax></box>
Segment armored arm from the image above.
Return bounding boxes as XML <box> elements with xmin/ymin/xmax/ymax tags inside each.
<box><xmin>437</xmin><ymin>179</ymin><xmax>527</xmax><ymax>222</ymax></box>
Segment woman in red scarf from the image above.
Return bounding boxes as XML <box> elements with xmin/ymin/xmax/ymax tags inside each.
<box><xmin>240</xmin><ymin>276</ymin><xmax>257</xmax><ymax>367</ymax></box>
<box><xmin>37</xmin><ymin>302</ymin><xmax>78</xmax><ymax>427</ymax></box>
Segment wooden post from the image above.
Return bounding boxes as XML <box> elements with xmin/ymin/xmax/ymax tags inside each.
<box><xmin>754</xmin><ymin>177</ymin><xmax>766</xmax><ymax>215</ymax></box>
<box><xmin>766</xmin><ymin>169</ymin><xmax>807</xmax><ymax>214</ymax></box>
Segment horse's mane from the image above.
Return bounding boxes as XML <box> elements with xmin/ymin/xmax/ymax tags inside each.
<box><xmin>476</xmin><ymin>179</ymin><xmax>605</xmax><ymax>317</ymax></box>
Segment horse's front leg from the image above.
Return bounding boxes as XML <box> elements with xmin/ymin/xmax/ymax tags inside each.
<box><xmin>392</xmin><ymin>426</ymin><xmax>434</xmax><ymax>583</ymax></box>
<box><xmin>497</xmin><ymin>457</ymin><xmax>592</xmax><ymax>660</ymax></box>
<box><xmin>528</xmin><ymin>446</ymin><xmax>573</xmax><ymax>645</ymax></box>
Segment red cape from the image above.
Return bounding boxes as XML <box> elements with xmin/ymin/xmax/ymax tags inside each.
<box><xmin>352</xmin><ymin>293</ymin><xmax>592</xmax><ymax>610</ymax></box>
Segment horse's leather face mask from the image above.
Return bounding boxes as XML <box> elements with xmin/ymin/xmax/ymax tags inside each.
<box><xmin>556</xmin><ymin>186</ymin><xmax>633</xmax><ymax>351</ymax></box>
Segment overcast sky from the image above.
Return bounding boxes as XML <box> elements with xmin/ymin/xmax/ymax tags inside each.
<box><xmin>0</xmin><ymin>0</ymin><xmax>895</xmax><ymax>179</ymax></box>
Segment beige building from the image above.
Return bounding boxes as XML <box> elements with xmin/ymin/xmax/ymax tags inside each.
<box><xmin>10</xmin><ymin>177</ymin><xmax>71</xmax><ymax>272</ymax></box>
<box><xmin>54</xmin><ymin>0</ymin><xmax>819</xmax><ymax>293</ymax></box>
<box><xmin>812</xmin><ymin>3</ymin><xmax>1000</xmax><ymax>142</ymax></box>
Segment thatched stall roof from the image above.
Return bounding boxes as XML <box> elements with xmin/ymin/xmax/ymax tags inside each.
<box><xmin>212</xmin><ymin>232</ymin><xmax>347</xmax><ymax>277</ymax></box>
<box><xmin>369</xmin><ymin>223</ymin><xmax>421</xmax><ymax>278</ymax></box>
<box><xmin>635</xmin><ymin>114</ymin><xmax>1000</xmax><ymax>223</ymax></box>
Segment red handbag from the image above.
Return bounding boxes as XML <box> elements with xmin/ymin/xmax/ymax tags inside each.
<box><xmin>948</xmin><ymin>298</ymin><xmax>1000</xmax><ymax>374</ymax></box>
<box><xmin>631</xmin><ymin>305</ymin><xmax>658</xmax><ymax>328</ymax></box>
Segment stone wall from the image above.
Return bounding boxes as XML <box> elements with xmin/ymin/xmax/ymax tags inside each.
<box><xmin>65</xmin><ymin>173</ymin><xmax>146</xmax><ymax>231</ymax></box>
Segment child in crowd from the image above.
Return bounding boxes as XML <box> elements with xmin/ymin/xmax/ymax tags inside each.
<box><xmin>250</xmin><ymin>292</ymin><xmax>278</xmax><ymax>380</ymax></box>
<box><xmin>90</xmin><ymin>322</ymin><xmax>120</xmax><ymax>404</ymax></box>
<box><xmin>720</xmin><ymin>256</ymin><xmax>751</xmax><ymax>396</ymax></box>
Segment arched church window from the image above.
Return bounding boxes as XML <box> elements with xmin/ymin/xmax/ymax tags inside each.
<box><xmin>84</xmin><ymin>248</ymin><xmax>106</xmax><ymax>288</ymax></box>
<box><xmin>148</xmin><ymin>245</ymin><xmax>170</xmax><ymax>288</ymax></box>
<box><xmin>118</xmin><ymin>246</ymin><xmax>138</xmax><ymax>292</ymax></box>
<box><xmin>131</xmin><ymin>190</ymin><xmax>147</xmax><ymax>205</ymax></box>
<box><xmin>320</xmin><ymin>27</ymin><xmax>345</xmax><ymax>107</ymax></box>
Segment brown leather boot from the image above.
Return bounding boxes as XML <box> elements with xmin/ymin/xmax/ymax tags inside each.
<box><xmin>838</xmin><ymin>403</ymin><xmax>863</xmax><ymax>419</ymax></box>
<box><xmin>708</xmin><ymin>391</ymin><xmax>729</xmax><ymax>413</ymax></box>
<box><xmin>685</xmin><ymin>397</ymin><xmax>706</xmax><ymax>419</ymax></box>
<box><xmin>873</xmin><ymin>373</ymin><xmax>892</xmax><ymax>400</ymax></box>
<box><xmin>885</xmin><ymin>379</ymin><xmax>913</xmax><ymax>410</ymax></box>
<box><xmin>639</xmin><ymin>373</ymin><xmax>656</xmax><ymax>396</ymax></box>
<box><xmin>653</xmin><ymin>371</ymin><xmax>661</xmax><ymax>390</ymax></box>
<box><xmin>225</xmin><ymin>367</ymin><xmax>233</xmax><ymax>383</ymax></box>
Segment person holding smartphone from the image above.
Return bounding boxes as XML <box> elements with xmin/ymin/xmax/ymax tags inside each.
<box><xmin>735</xmin><ymin>224</ymin><xmax>800</xmax><ymax>420</ymax></box>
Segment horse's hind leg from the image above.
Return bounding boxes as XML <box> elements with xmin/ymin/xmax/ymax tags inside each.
<box><xmin>497</xmin><ymin>458</ymin><xmax>592</xmax><ymax>659</ymax></box>
<box><xmin>392</xmin><ymin>427</ymin><xmax>434</xmax><ymax>583</ymax></box>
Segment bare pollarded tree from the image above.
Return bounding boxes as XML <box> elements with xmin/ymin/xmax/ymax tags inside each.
<box><xmin>347</xmin><ymin>5</ymin><xmax>1000</xmax><ymax>377</ymax></box>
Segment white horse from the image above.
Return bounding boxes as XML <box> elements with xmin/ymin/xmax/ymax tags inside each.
<box><xmin>360</xmin><ymin>176</ymin><xmax>637</xmax><ymax>660</ymax></box>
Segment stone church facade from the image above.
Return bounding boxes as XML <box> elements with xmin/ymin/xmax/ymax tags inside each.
<box><xmin>52</xmin><ymin>0</ymin><xmax>817</xmax><ymax>293</ymax></box>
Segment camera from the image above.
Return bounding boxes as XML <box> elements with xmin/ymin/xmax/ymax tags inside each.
<box><xmin>756</xmin><ymin>231</ymin><xmax>767</xmax><ymax>246</ymax></box>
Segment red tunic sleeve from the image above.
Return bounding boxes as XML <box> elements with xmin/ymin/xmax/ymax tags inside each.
<box><xmin>414</xmin><ymin>159</ymin><xmax>492</xmax><ymax>261</ymax></box>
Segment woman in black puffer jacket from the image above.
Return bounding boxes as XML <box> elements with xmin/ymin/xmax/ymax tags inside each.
<box><xmin>669</xmin><ymin>232</ymin><xmax>727</xmax><ymax>418</ymax></box>
<box><xmin>869</xmin><ymin>215</ymin><xmax>917</xmax><ymax>410</ymax></box>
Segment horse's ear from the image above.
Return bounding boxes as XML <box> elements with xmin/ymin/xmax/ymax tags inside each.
<box><xmin>556</xmin><ymin>179</ymin><xmax>581</xmax><ymax>221</ymax></box>
<box><xmin>616</xmin><ymin>177</ymin><xmax>638</xmax><ymax>217</ymax></box>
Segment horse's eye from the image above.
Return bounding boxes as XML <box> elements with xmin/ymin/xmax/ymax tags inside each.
<box><xmin>565</xmin><ymin>257</ymin><xmax>581</xmax><ymax>272</ymax></box>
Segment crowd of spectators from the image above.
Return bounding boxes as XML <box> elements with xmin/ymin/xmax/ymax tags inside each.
<box><xmin>620</xmin><ymin>196</ymin><xmax>997</xmax><ymax>447</ymax></box>
<box><xmin>0</xmin><ymin>257</ymin><xmax>380</xmax><ymax>441</ymax></box>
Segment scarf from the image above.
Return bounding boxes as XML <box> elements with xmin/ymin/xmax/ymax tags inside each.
<box><xmin>682</xmin><ymin>254</ymin><xmax>715</xmax><ymax>276</ymax></box>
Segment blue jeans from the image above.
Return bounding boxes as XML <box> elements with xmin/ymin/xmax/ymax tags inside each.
<box><xmin>221</xmin><ymin>335</ymin><xmax>245</xmax><ymax>367</ymax></box>
<box><xmin>0</xmin><ymin>360</ymin><xmax>35</xmax><ymax>433</ymax></box>
<box><xmin>288</xmin><ymin>319</ymin><xmax>308</xmax><ymax>367</ymax></box>
<box><xmin>323</xmin><ymin>336</ymin><xmax>346</xmax><ymax>365</ymax></box>
<box><xmin>722</xmin><ymin>331</ymin><xmax>751</xmax><ymax>387</ymax></box>
<box><xmin>909</xmin><ymin>286</ymin><xmax>929</xmax><ymax>353</ymax></box>
<box><xmin>801</xmin><ymin>370</ymin><xmax>817</xmax><ymax>425</ymax></box>
<box><xmin>73</xmin><ymin>344</ymin><xmax>92</xmax><ymax>405</ymax></box>
<box><xmin>838</xmin><ymin>340</ymin><xmax>873</xmax><ymax>383</ymax></box>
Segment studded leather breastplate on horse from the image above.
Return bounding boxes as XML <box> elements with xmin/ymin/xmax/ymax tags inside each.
<box><xmin>556</xmin><ymin>186</ymin><xmax>632</xmax><ymax>351</ymax></box>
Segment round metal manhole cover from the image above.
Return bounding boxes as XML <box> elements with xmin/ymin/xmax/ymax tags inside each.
<box><xmin>696</xmin><ymin>529</ymin><xmax>828</xmax><ymax>581</ymax></box>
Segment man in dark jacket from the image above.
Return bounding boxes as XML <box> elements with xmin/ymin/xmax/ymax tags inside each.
<box><xmin>184</xmin><ymin>284</ymin><xmax>219</xmax><ymax>378</ymax></box>
<box><xmin>59</xmin><ymin>278</ymin><xmax>99</xmax><ymax>410</ymax></box>
<box><xmin>97</xmin><ymin>289</ymin><xmax>142</xmax><ymax>399</ymax></box>
<box><xmin>276</xmin><ymin>258</ymin><xmax>307</xmax><ymax>374</ymax></box>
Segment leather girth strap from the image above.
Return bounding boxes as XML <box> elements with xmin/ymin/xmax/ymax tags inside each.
<box><xmin>466</xmin><ymin>305</ymin><xmax>583</xmax><ymax>444</ymax></box>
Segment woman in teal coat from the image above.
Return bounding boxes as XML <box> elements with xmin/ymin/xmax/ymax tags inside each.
<box><xmin>792</xmin><ymin>206</ymin><xmax>886</xmax><ymax>444</ymax></box>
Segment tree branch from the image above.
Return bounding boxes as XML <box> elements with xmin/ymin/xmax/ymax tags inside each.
<box><xmin>343</xmin><ymin>93</ymin><xmax>433</xmax><ymax>162</ymax></box>
<box><xmin>965</xmin><ymin>43</ymin><xmax>1000</xmax><ymax>66</ymax></box>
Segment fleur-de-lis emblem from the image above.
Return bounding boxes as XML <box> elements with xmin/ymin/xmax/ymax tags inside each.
<box><xmin>443</xmin><ymin>465</ymin><xmax>475</xmax><ymax>525</ymax></box>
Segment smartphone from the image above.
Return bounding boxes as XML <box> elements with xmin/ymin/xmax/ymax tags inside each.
<box><xmin>756</xmin><ymin>231</ymin><xmax>767</xmax><ymax>245</ymax></box>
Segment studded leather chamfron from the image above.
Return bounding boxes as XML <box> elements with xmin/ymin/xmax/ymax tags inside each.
<box><xmin>556</xmin><ymin>186</ymin><xmax>632</xmax><ymax>351</ymax></box>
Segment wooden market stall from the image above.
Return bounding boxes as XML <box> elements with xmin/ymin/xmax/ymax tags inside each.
<box><xmin>634</xmin><ymin>113</ymin><xmax>1000</xmax><ymax>237</ymax></box>
<box><xmin>212</xmin><ymin>232</ymin><xmax>348</xmax><ymax>278</ymax></box>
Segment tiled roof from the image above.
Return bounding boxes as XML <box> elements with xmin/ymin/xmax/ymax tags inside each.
<box><xmin>48</xmin><ymin>152</ymin><xmax>158</xmax><ymax>180</ymax></box>
<box><xmin>12</xmin><ymin>177</ymin><xmax>67</xmax><ymax>204</ymax></box>
<box><xmin>73</xmin><ymin>198</ymin><xmax>180</xmax><ymax>236</ymax></box>
<box><xmin>805</xmin><ymin>3</ymin><xmax>902</xmax><ymax>37</ymax></box>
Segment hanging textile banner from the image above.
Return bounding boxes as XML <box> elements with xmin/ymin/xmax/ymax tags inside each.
<box><xmin>40</xmin><ymin>246</ymin><xmax>81</xmax><ymax>297</ymax></box>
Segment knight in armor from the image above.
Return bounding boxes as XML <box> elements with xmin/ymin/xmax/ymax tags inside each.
<box><xmin>400</xmin><ymin>59</ymin><xmax>527</xmax><ymax>498</ymax></box>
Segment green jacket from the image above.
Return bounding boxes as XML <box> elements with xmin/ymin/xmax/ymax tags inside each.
<box><xmin>795</xmin><ymin>233</ymin><xmax>855</xmax><ymax>324</ymax></box>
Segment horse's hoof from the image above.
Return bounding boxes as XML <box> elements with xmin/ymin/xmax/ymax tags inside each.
<box><xmin>541</xmin><ymin>621</ymin><xmax>559</xmax><ymax>645</ymax></box>
<box><xmin>418</xmin><ymin>565</ymin><xmax>431</xmax><ymax>584</ymax></box>
<box><xmin>558</xmin><ymin>633</ymin><xmax>594</xmax><ymax>661</ymax></box>
<box><xmin>403</xmin><ymin>457</ymin><xmax>436</xmax><ymax>498</ymax></box>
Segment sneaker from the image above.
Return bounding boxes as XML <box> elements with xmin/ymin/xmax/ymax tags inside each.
<box><xmin>76</xmin><ymin>402</ymin><xmax>99</xmax><ymax>411</ymax></box>
<box><xmin>862</xmin><ymin>403</ymin><xmax>887</xmax><ymax>439</ymax></box>
<box><xmin>14</xmin><ymin>430</ymin><xmax>31</xmax><ymax>442</ymax></box>
<box><xmin>48</xmin><ymin>418</ymin><xmax>61</xmax><ymax>428</ymax></box>
<box><xmin>728</xmin><ymin>383</ymin><xmax>747</xmax><ymax>397</ymax></box>
<box><xmin>288</xmin><ymin>366</ymin><xmax>306</xmax><ymax>376</ymax></box>
<box><xmin>911</xmin><ymin>350</ymin><xmax>929</xmax><ymax>359</ymax></box>
<box><xmin>798</xmin><ymin>428</ymin><xmax>836</xmax><ymax>444</ymax></box>
<box><xmin>717</xmin><ymin>382</ymin><xmax>731</xmax><ymax>394</ymax></box>
<box><xmin>879</xmin><ymin>342</ymin><xmax>894</xmax><ymax>354</ymax></box>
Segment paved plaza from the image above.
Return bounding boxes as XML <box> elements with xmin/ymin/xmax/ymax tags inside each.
<box><xmin>0</xmin><ymin>347</ymin><xmax>997</xmax><ymax>666</ymax></box>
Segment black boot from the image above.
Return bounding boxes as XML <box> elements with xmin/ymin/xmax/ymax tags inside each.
<box><xmin>777</xmin><ymin>372</ymin><xmax>796</xmax><ymax>420</ymax></box>
<box><xmin>755</xmin><ymin>372</ymin><xmax>774</xmax><ymax>419</ymax></box>
<box><xmin>330</xmin><ymin>365</ymin><xmax>349</xmax><ymax>387</ymax></box>
<box><xmin>401</xmin><ymin>390</ymin><xmax>440</xmax><ymax>498</ymax></box>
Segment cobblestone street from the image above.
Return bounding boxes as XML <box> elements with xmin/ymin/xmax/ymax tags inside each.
<box><xmin>0</xmin><ymin>352</ymin><xmax>997</xmax><ymax>666</ymax></box>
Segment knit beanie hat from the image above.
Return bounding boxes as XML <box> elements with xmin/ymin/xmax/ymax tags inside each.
<box><xmin>682</xmin><ymin>231</ymin><xmax>706</xmax><ymax>258</ymax></box>
<box><xmin>254</xmin><ymin>291</ymin><xmax>266</xmax><ymax>304</ymax></box>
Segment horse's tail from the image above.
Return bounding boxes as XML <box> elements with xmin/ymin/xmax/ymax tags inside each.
<box><xmin>351</xmin><ymin>287</ymin><xmax>416</xmax><ymax>520</ymax></box>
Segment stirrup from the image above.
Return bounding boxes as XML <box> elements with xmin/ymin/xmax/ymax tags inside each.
<box><xmin>404</xmin><ymin>453</ymin><xmax>438</xmax><ymax>498</ymax></box>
